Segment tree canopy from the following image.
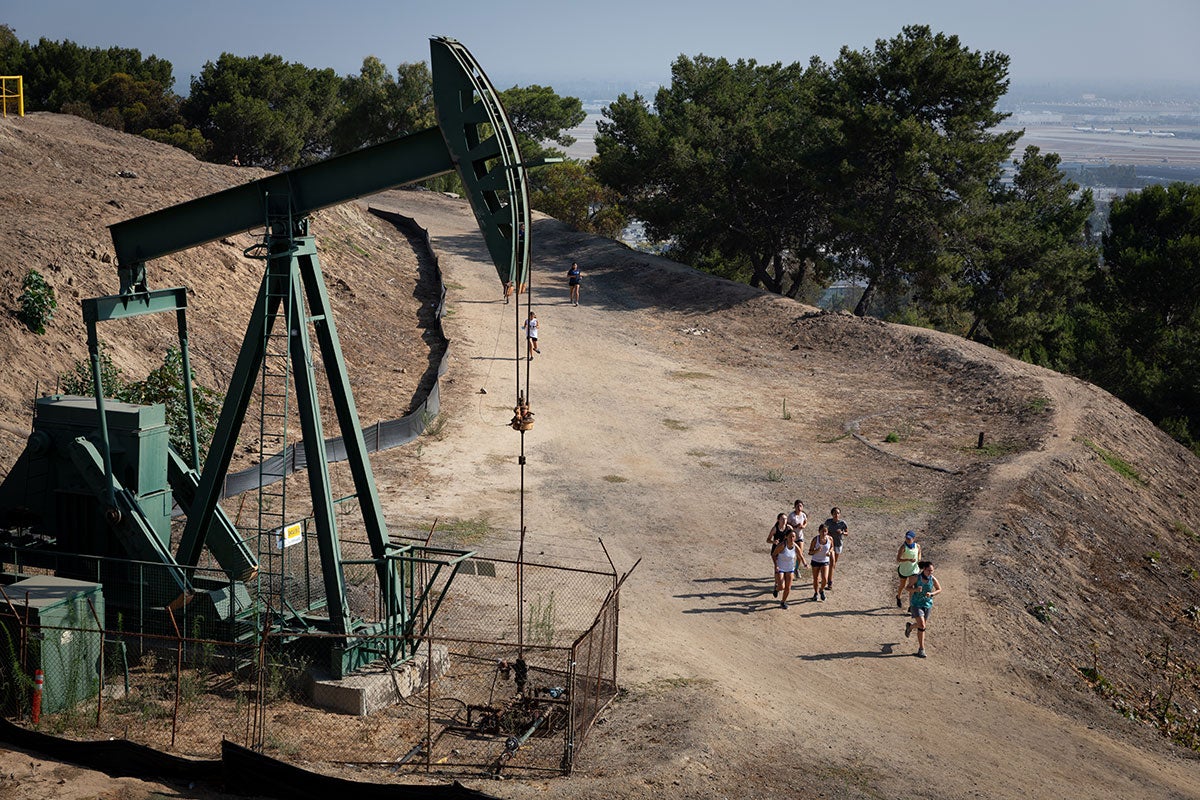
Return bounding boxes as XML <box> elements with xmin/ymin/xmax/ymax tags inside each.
<box><xmin>181</xmin><ymin>53</ymin><xmax>340</xmax><ymax>169</ymax></box>
<box><xmin>593</xmin><ymin>26</ymin><xmax>1021</xmax><ymax>306</ymax></box>
<box><xmin>946</xmin><ymin>146</ymin><xmax>1096</xmax><ymax>364</ymax></box>
<box><xmin>827</xmin><ymin>25</ymin><xmax>1020</xmax><ymax>315</ymax></box>
<box><xmin>1</xmin><ymin>25</ymin><xmax>181</xmax><ymax>141</ymax></box>
<box><xmin>528</xmin><ymin>160</ymin><xmax>626</xmax><ymax>238</ymax></box>
<box><xmin>330</xmin><ymin>57</ymin><xmax>433</xmax><ymax>155</ymax></box>
<box><xmin>1074</xmin><ymin>183</ymin><xmax>1200</xmax><ymax>451</ymax></box>
<box><xmin>593</xmin><ymin>56</ymin><xmax>839</xmax><ymax>294</ymax></box>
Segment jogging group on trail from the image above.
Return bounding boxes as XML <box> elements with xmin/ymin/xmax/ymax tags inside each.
<box><xmin>766</xmin><ymin>502</ymin><xmax>941</xmax><ymax>658</ymax></box>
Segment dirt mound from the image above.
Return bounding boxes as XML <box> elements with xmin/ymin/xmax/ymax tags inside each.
<box><xmin>1</xmin><ymin>114</ymin><xmax>1199</xmax><ymax>800</ymax></box>
<box><xmin>0</xmin><ymin>112</ymin><xmax>438</xmax><ymax>466</ymax></box>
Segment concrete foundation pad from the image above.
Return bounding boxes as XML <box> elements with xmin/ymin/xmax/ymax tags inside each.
<box><xmin>304</xmin><ymin>645</ymin><xmax>449</xmax><ymax>716</ymax></box>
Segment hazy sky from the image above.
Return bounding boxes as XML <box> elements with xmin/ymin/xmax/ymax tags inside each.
<box><xmin>6</xmin><ymin>0</ymin><xmax>1199</xmax><ymax>94</ymax></box>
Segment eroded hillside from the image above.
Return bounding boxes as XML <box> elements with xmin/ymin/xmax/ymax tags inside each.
<box><xmin>1</xmin><ymin>114</ymin><xmax>1199</xmax><ymax>800</ymax></box>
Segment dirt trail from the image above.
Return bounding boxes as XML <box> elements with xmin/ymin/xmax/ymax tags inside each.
<box><xmin>363</xmin><ymin>191</ymin><xmax>1200</xmax><ymax>800</ymax></box>
<box><xmin>1</xmin><ymin>112</ymin><xmax>1197</xmax><ymax>800</ymax></box>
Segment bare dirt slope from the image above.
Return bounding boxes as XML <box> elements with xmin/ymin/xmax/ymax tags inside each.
<box><xmin>1</xmin><ymin>114</ymin><xmax>1199</xmax><ymax>800</ymax></box>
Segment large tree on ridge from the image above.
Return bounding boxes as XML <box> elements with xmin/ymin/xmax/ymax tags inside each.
<box><xmin>594</xmin><ymin>55</ymin><xmax>840</xmax><ymax>295</ymax></box>
<box><xmin>828</xmin><ymin>25</ymin><xmax>1020</xmax><ymax>316</ymax></box>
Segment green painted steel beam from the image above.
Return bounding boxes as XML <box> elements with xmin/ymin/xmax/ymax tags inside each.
<box><xmin>109</xmin><ymin>127</ymin><xmax>453</xmax><ymax>291</ymax></box>
<box><xmin>294</xmin><ymin>247</ymin><xmax>404</xmax><ymax>617</ymax></box>
<box><xmin>82</xmin><ymin>287</ymin><xmax>188</xmax><ymax>322</ymax></box>
<box><xmin>166</xmin><ymin>448</ymin><xmax>258</xmax><ymax>582</ymax></box>
<box><xmin>67</xmin><ymin>436</ymin><xmax>191</xmax><ymax>596</ymax></box>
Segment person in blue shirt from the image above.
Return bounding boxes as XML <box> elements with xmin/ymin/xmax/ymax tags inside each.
<box><xmin>567</xmin><ymin>262</ymin><xmax>582</xmax><ymax>306</ymax></box>
<box><xmin>904</xmin><ymin>561</ymin><xmax>942</xmax><ymax>658</ymax></box>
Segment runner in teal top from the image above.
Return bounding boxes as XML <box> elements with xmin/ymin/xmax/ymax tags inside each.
<box><xmin>904</xmin><ymin>561</ymin><xmax>941</xmax><ymax>658</ymax></box>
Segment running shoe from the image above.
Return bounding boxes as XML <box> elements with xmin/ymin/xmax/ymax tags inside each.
<box><xmin>812</xmin><ymin>593</ymin><xmax>819</xmax><ymax>602</ymax></box>
<box><xmin>916</xmin><ymin>648</ymin><xmax>927</xmax><ymax>658</ymax></box>
<box><xmin>896</xmin><ymin>596</ymin><xmax>903</xmax><ymax>608</ymax></box>
<box><xmin>781</xmin><ymin>601</ymin><xmax>788</xmax><ymax>610</ymax></box>
<box><xmin>773</xmin><ymin>587</ymin><xmax>778</xmax><ymax>598</ymax></box>
<box><xmin>819</xmin><ymin>590</ymin><xmax>826</xmax><ymax>601</ymax></box>
<box><xmin>905</xmin><ymin>622</ymin><xmax>913</xmax><ymax>638</ymax></box>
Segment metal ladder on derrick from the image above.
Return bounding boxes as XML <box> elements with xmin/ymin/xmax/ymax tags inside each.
<box><xmin>250</xmin><ymin>193</ymin><xmax>296</xmax><ymax>621</ymax></box>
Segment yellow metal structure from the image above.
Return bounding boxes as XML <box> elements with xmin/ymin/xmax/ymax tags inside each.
<box><xmin>0</xmin><ymin>76</ymin><xmax>23</xmax><ymax>117</ymax></box>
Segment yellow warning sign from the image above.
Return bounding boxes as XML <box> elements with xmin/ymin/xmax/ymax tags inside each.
<box><xmin>277</xmin><ymin>522</ymin><xmax>303</xmax><ymax>549</ymax></box>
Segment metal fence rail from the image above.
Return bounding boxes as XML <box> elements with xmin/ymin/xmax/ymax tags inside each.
<box><xmin>0</xmin><ymin>554</ymin><xmax>628</xmax><ymax>779</ymax></box>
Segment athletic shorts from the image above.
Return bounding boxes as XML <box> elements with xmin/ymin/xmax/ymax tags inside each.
<box><xmin>833</xmin><ymin>545</ymin><xmax>844</xmax><ymax>554</ymax></box>
<box><xmin>810</xmin><ymin>560</ymin><xmax>829</xmax><ymax>570</ymax></box>
<box><xmin>910</xmin><ymin>606</ymin><xmax>932</xmax><ymax>621</ymax></box>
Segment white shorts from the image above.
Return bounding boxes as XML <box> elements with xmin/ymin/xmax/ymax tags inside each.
<box><xmin>833</xmin><ymin>545</ymin><xmax>844</xmax><ymax>554</ymax></box>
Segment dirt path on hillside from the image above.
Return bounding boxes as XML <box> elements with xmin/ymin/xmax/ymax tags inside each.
<box><xmin>359</xmin><ymin>191</ymin><xmax>1200</xmax><ymax>800</ymax></box>
<box><xmin>3</xmin><ymin>114</ymin><xmax>1199</xmax><ymax>800</ymax></box>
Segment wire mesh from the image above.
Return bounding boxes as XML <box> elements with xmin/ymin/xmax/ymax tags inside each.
<box><xmin>0</xmin><ymin>554</ymin><xmax>624</xmax><ymax>779</ymax></box>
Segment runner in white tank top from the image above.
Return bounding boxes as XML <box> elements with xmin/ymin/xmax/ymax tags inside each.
<box><xmin>771</xmin><ymin>531</ymin><xmax>800</xmax><ymax>609</ymax></box>
<box><xmin>808</xmin><ymin>524</ymin><xmax>833</xmax><ymax>602</ymax></box>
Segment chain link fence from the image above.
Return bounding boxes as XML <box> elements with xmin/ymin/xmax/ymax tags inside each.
<box><xmin>0</xmin><ymin>553</ymin><xmax>626</xmax><ymax>779</ymax></box>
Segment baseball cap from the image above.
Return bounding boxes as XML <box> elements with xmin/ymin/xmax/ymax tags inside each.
<box><xmin>904</xmin><ymin>530</ymin><xmax>916</xmax><ymax>540</ymax></box>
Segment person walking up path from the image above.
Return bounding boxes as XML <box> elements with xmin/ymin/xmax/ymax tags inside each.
<box><xmin>824</xmin><ymin>507</ymin><xmax>848</xmax><ymax>589</ymax></box>
<box><xmin>895</xmin><ymin>530</ymin><xmax>921</xmax><ymax>608</ymax></box>
<box><xmin>808</xmin><ymin>524</ymin><xmax>833</xmax><ymax>601</ymax></box>
<box><xmin>522</xmin><ymin>309</ymin><xmax>541</xmax><ymax>359</ymax></box>
<box><xmin>904</xmin><ymin>561</ymin><xmax>942</xmax><ymax>658</ymax></box>
<box><xmin>567</xmin><ymin>262</ymin><xmax>582</xmax><ymax>306</ymax></box>
<box><xmin>772</xmin><ymin>531</ymin><xmax>801</xmax><ymax>609</ymax></box>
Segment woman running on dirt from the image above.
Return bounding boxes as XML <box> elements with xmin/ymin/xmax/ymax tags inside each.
<box><xmin>808</xmin><ymin>523</ymin><xmax>832</xmax><ymax>601</ymax></box>
<box><xmin>824</xmin><ymin>506</ymin><xmax>848</xmax><ymax>589</ymax></box>
<box><xmin>567</xmin><ymin>262</ymin><xmax>582</xmax><ymax>306</ymax></box>
<box><xmin>772</xmin><ymin>530</ymin><xmax>801</xmax><ymax>609</ymax></box>
<box><xmin>896</xmin><ymin>530</ymin><xmax>921</xmax><ymax>608</ymax></box>
<box><xmin>766</xmin><ymin>513</ymin><xmax>797</xmax><ymax>595</ymax></box>
<box><xmin>522</xmin><ymin>309</ymin><xmax>540</xmax><ymax>359</ymax></box>
<box><xmin>904</xmin><ymin>560</ymin><xmax>941</xmax><ymax>658</ymax></box>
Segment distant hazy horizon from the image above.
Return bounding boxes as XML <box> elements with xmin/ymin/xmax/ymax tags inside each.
<box><xmin>5</xmin><ymin>1</ymin><xmax>1198</xmax><ymax>97</ymax></box>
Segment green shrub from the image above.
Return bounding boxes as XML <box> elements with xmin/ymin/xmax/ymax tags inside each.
<box><xmin>18</xmin><ymin>268</ymin><xmax>57</xmax><ymax>334</ymax></box>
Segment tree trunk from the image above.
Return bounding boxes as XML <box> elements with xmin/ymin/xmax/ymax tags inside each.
<box><xmin>750</xmin><ymin>254</ymin><xmax>782</xmax><ymax>294</ymax></box>
<box><xmin>854</xmin><ymin>279</ymin><xmax>876</xmax><ymax>317</ymax></box>
<box><xmin>966</xmin><ymin>314</ymin><xmax>983</xmax><ymax>341</ymax></box>
<box><xmin>784</xmin><ymin>257</ymin><xmax>812</xmax><ymax>299</ymax></box>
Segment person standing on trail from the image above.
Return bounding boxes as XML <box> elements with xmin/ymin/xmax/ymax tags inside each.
<box><xmin>904</xmin><ymin>561</ymin><xmax>941</xmax><ymax>658</ymax></box>
<box><xmin>824</xmin><ymin>507</ymin><xmax>849</xmax><ymax>589</ymax></box>
<box><xmin>522</xmin><ymin>309</ymin><xmax>540</xmax><ymax>359</ymax></box>
<box><xmin>567</xmin><ymin>262</ymin><xmax>582</xmax><ymax>306</ymax></box>
<box><xmin>808</xmin><ymin>524</ymin><xmax>832</xmax><ymax>601</ymax></box>
<box><xmin>772</xmin><ymin>530</ymin><xmax>801</xmax><ymax>609</ymax></box>
<box><xmin>896</xmin><ymin>530</ymin><xmax>921</xmax><ymax>608</ymax></box>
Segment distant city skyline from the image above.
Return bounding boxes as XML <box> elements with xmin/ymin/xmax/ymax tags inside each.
<box><xmin>5</xmin><ymin>1</ymin><xmax>1199</xmax><ymax>98</ymax></box>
